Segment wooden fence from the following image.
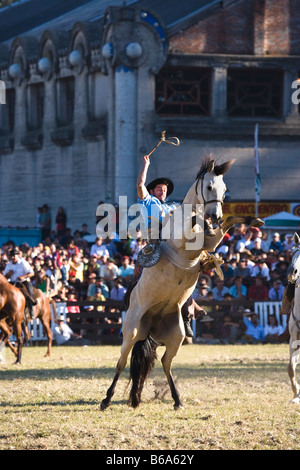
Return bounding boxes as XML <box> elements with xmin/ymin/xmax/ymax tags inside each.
<box><xmin>25</xmin><ymin>299</ymin><xmax>286</xmax><ymax>345</ymax></box>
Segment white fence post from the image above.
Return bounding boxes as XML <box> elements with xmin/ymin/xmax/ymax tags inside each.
<box><xmin>254</xmin><ymin>301</ymin><xmax>286</xmax><ymax>329</ymax></box>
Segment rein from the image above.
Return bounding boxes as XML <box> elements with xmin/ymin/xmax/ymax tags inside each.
<box><xmin>195</xmin><ymin>175</ymin><xmax>224</xmax><ymax>206</ymax></box>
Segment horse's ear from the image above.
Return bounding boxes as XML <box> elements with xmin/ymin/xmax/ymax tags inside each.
<box><xmin>214</xmin><ymin>159</ymin><xmax>235</xmax><ymax>176</ymax></box>
<box><xmin>207</xmin><ymin>160</ymin><xmax>215</xmax><ymax>173</ymax></box>
<box><xmin>294</xmin><ymin>232</ymin><xmax>300</xmax><ymax>245</ymax></box>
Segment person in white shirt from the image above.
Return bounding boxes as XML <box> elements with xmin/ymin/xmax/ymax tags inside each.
<box><xmin>3</xmin><ymin>247</ymin><xmax>36</xmax><ymax>318</ymax></box>
<box><xmin>54</xmin><ymin>315</ymin><xmax>89</xmax><ymax>345</ymax></box>
<box><xmin>90</xmin><ymin>237</ymin><xmax>109</xmax><ymax>259</ymax></box>
<box><xmin>264</xmin><ymin>315</ymin><xmax>284</xmax><ymax>343</ymax></box>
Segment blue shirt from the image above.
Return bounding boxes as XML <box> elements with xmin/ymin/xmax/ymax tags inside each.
<box><xmin>138</xmin><ymin>193</ymin><xmax>178</xmax><ymax>228</ymax></box>
<box><xmin>243</xmin><ymin>317</ymin><xmax>265</xmax><ymax>341</ymax></box>
<box><xmin>229</xmin><ymin>284</ymin><xmax>247</xmax><ymax>298</ymax></box>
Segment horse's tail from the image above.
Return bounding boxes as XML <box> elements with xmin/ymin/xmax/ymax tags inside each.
<box><xmin>129</xmin><ymin>335</ymin><xmax>159</xmax><ymax>408</ymax></box>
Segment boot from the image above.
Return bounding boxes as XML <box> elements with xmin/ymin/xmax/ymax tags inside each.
<box><xmin>181</xmin><ymin>297</ymin><xmax>195</xmax><ymax>338</ymax></box>
<box><xmin>183</xmin><ymin>318</ymin><xmax>194</xmax><ymax>338</ymax></box>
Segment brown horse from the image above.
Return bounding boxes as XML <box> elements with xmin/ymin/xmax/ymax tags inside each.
<box><xmin>0</xmin><ymin>273</ymin><xmax>26</xmax><ymax>364</ymax></box>
<box><xmin>0</xmin><ymin>282</ymin><xmax>58</xmax><ymax>361</ymax></box>
<box><xmin>31</xmin><ymin>288</ymin><xmax>57</xmax><ymax>357</ymax></box>
<box><xmin>10</xmin><ymin>284</ymin><xmax>57</xmax><ymax>358</ymax></box>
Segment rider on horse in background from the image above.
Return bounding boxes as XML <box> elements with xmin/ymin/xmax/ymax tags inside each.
<box><xmin>136</xmin><ymin>154</ymin><xmax>206</xmax><ymax>337</ymax></box>
<box><xmin>3</xmin><ymin>247</ymin><xmax>37</xmax><ymax>319</ymax></box>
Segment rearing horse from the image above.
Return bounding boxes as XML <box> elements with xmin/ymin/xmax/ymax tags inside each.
<box><xmin>101</xmin><ymin>156</ymin><xmax>264</xmax><ymax>410</ymax></box>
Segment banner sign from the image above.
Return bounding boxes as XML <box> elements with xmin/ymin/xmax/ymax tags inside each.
<box><xmin>222</xmin><ymin>202</ymin><xmax>292</xmax><ymax>219</ymax></box>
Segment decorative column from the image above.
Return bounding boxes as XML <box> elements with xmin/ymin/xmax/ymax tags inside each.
<box><xmin>101</xmin><ymin>5</ymin><xmax>168</xmax><ymax>204</ymax></box>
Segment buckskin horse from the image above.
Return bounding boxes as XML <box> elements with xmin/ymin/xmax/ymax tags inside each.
<box><xmin>101</xmin><ymin>156</ymin><xmax>264</xmax><ymax>410</ymax></box>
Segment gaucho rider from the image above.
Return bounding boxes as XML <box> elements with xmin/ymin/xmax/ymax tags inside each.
<box><xmin>4</xmin><ymin>247</ymin><xmax>37</xmax><ymax>319</ymax></box>
<box><xmin>136</xmin><ymin>154</ymin><xmax>206</xmax><ymax>337</ymax></box>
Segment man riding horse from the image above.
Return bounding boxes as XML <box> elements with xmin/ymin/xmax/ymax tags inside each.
<box><xmin>136</xmin><ymin>154</ymin><xmax>208</xmax><ymax>337</ymax></box>
<box><xmin>3</xmin><ymin>248</ymin><xmax>37</xmax><ymax>319</ymax></box>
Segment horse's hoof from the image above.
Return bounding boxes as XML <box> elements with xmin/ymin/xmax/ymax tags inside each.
<box><xmin>100</xmin><ymin>400</ymin><xmax>109</xmax><ymax>411</ymax></box>
<box><xmin>174</xmin><ymin>404</ymin><xmax>184</xmax><ymax>410</ymax></box>
<box><xmin>252</xmin><ymin>218</ymin><xmax>264</xmax><ymax>227</ymax></box>
<box><xmin>291</xmin><ymin>397</ymin><xmax>300</xmax><ymax>404</ymax></box>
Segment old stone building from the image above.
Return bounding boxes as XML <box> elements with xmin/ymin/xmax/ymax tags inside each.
<box><xmin>0</xmin><ymin>0</ymin><xmax>299</xmax><ymax>234</ymax></box>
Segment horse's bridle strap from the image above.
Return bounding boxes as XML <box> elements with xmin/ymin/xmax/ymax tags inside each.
<box><xmin>195</xmin><ymin>176</ymin><xmax>224</xmax><ymax>206</ymax></box>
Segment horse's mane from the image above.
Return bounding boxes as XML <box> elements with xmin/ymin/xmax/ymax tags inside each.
<box><xmin>196</xmin><ymin>154</ymin><xmax>235</xmax><ymax>180</ymax></box>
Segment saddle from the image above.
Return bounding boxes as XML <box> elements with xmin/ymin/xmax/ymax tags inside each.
<box><xmin>14</xmin><ymin>282</ymin><xmax>37</xmax><ymax>307</ymax></box>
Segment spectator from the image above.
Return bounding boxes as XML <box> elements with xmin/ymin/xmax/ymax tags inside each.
<box><xmin>229</xmin><ymin>276</ymin><xmax>247</xmax><ymax>299</ymax></box>
<box><xmin>96</xmin><ymin>277</ymin><xmax>110</xmax><ymax>299</ymax></box>
<box><xmin>283</xmin><ymin>234</ymin><xmax>294</xmax><ymax>251</ymax></box>
<box><xmin>86</xmin><ymin>273</ymin><xmax>97</xmax><ymax>299</ymax></box>
<box><xmin>67</xmin><ymin>240</ymin><xmax>80</xmax><ymax>258</ymax></box>
<box><xmin>54</xmin><ymin>315</ymin><xmax>90</xmax><ymax>346</ymax></box>
<box><xmin>39</xmin><ymin>204</ymin><xmax>51</xmax><ymax>241</ymax></box>
<box><xmin>268</xmin><ymin>279</ymin><xmax>285</xmax><ymax>301</ymax></box>
<box><xmin>235</xmin><ymin>229</ymin><xmax>253</xmax><ymax>253</ymax></box>
<box><xmin>269</xmin><ymin>232</ymin><xmax>283</xmax><ymax>253</ymax></box>
<box><xmin>264</xmin><ymin>315</ymin><xmax>284</xmax><ymax>343</ymax></box>
<box><xmin>90</xmin><ymin>237</ymin><xmax>109</xmax><ymax>259</ymax></box>
<box><xmin>55</xmin><ymin>207</ymin><xmax>67</xmax><ymax>238</ymax></box>
<box><xmin>66</xmin><ymin>290</ymin><xmax>80</xmax><ymax>314</ymax></box>
<box><xmin>218</xmin><ymin>314</ymin><xmax>241</xmax><ymax>344</ymax></box>
<box><xmin>110</xmin><ymin>277</ymin><xmax>127</xmax><ymax>301</ymax></box>
<box><xmin>117</xmin><ymin>255</ymin><xmax>134</xmax><ymax>287</ymax></box>
<box><xmin>250</xmin><ymin>237</ymin><xmax>265</xmax><ymax>257</ymax></box>
<box><xmin>60</xmin><ymin>257</ymin><xmax>70</xmax><ymax>286</ymax></box>
<box><xmin>247</xmin><ymin>275</ymin><xmax>269</xmax><ymax>301</ymax></box>
<box><xmin>241</xmin><ymin>310</ymin><xmax>265</xmax><ymax>344</ymax></box>
<box><xmin>234</xmin><ymin>258</ymin><xmax>251</xmax><ymax>280</ymax></box>
<box><xmin>99</xmin><ymin>257</ymin><xmax>119</xmax><ymax>289</ymax></box>
<box><xmin>212</xmin><ymin>279</ymin><xmax>229</xmax><ymax>301</ymax></box>
<box><xmin>220</xmin><ymin>257</ymin><xmax>235</xmax><ymax>280</ymax></box>
<box><xmin>79</xmin><ymin>223</ymin><xmax>90</xmax><ymax>238</ymax></box>
<box><xmin>69</xmin><ymin>254</ymin><xmax>84</xmax><ymax>282</ymax></box>
<box><xmin>251</xmin><ymin>258</ymin><xmax>270</xmax><ymax>281</ymax></box>
<box><xmin>195</xmin><ymin>316</ymin><xmax>220</xmax><ymax>344</ymax></box>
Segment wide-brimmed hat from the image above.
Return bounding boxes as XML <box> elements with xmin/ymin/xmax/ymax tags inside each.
<box><xmin>146</xmin><ymin>178</ymin><xmax>174</xmax><ymax>197</ymax></box>
<box><xmin>9</xmin><ymin>248</ymin><xmax>20</xmax><ymax>256</ymax></box>
<box><xmin>200</xmin><ymin>315</ymin><xmax>214</xmax><ymax>322</ymax></box>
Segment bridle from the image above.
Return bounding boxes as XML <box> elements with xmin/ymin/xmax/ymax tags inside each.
<box><xmin>195</xmin><ymin>174</ymin><xmax>225</xmax><ymax>207</ymax></box>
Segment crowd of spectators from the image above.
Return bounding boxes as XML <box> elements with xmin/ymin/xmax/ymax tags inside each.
<box><xmin>0</xmin><ymin>206</ymin><xmax>297</xmax><ymax>345</ymax></box>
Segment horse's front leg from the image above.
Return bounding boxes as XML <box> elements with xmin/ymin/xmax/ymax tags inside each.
<box><xmin>202</xmin><ymin>215</ymin><xmax>264</xmax><ymax>252</ymax></box>
<box><xmin>221</xmin><ymin>215</ymin><xmax>264</xmax><ymax>232</ymax></box>
<box><xmin>0</xmin><ymin>323</ymin><xmax>18</xmax><ymax>358</ymax></box>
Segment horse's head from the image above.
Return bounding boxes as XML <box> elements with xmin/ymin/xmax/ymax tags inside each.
<box><xmin>195</xmin><ymin>156</ymin><xmax>235</xmax><ymax>224</ymax></box>
<box><xmin>287</xmin><ymin>233</ymin><xmax>300</xmax><ymax>283</ymax></box>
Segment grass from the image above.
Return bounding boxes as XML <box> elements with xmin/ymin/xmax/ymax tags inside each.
<box><xmin>0</xmin><ymin>343</ymin><xmax>299</xmax><ymax>450</ymax></box>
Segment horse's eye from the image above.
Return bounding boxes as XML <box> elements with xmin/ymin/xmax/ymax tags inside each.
<box><xmin>207</xmin><ymin>185</ymin><xmax>213</xmax><ymax>191</ymax></box>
